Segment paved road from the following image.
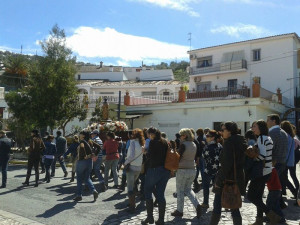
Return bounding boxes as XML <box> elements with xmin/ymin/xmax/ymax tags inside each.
<box><xmin>0</xmin><ymin>164</ymin><xmax>299</xmax><ymax>225</ymax></box>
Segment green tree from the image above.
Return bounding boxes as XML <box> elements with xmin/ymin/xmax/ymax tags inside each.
<box><xmin>90</xmin><ymin>97</ymin><xmax>103</xmax><ymax>123</ymax></box>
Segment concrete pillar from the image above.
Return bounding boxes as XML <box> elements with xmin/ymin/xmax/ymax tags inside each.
<box><xmin>124</xmin><ymin>91</ymin><xmax>130</xmax><ymax>106</ymax></box>
<box><xmin>178</xmin><ymin>87</ymin><xmax>186</xmax><ymax>103</ymax></box>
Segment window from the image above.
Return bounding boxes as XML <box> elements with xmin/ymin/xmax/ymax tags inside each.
<box><xmin>196</xmin><ymin>82</ymin><xmax>211</xmax><ymax>92</ymax></box>
<box><xmin>228</xmin><ymin>79</ymin><xmax>237</xmax><ymax>93</ymax></box>
<box><xmin>253</xmin><ymin>49</ymin><xmax>261</xmax><ymax>61</ymax></box>
<box><xmin>141</xmin><ymin>91</ymin><xmax>156</xmax><ymax>96</ymax></box>
<box><xmin>162</xmin><ymin>92</ymin><xmax>170</xmax><ymax>96</ymax></box>
<box><xmin>77</xmin><ymin>74</ymin><xmax>81</xmax><ymax>80</ymax></box>
<box><xmin>197</xmin><ymin>56</ymin><xmax>212</xmax><ymax>68</ymax></box>
<box><xmin>213</xmin><ymin>122</ymin><xmax>223</xmax><ymax>131</ymax></box>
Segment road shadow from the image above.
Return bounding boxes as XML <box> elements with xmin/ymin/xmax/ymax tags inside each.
<box><xmin>102</xmin><ymin>190</ymin><xmax>127</xmax><ymax>202</ymax></box>
<box><xmin>36</xmin><ymin>201</ymin><xmax>77</xmax><ymax>218</ymax></box>
<box><xmin>284</xmin><ymin>199</ymin><xmax>300</xmax><ymax>221</ymax></box>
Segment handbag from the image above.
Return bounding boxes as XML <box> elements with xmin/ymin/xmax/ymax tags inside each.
<box><xmin>221</xmin><ymin>150</ymin><xmax>242</xmax><ymax>209</ymax></box>
<box><xmin>245</xmin><ymin>145</ymin><xmax>259</xmax><ymax>158</ymax></box>
<box><xmin>164</xmin><ymin>144</ymin><xmax>180</xmax><ymax>171</ymax></box>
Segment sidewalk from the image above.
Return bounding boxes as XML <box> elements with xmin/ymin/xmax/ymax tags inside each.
<box><xmin>0</xmin><ymin>210</ymin><xmax>44</xmax><ymax>225</ymax></box>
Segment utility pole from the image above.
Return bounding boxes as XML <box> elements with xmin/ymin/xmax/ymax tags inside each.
<box><xmin>21</xmin><ymin>45</ymin><xmax>23</xmax><ymax>54</ymax></box>
<box><xmin>118</xmin><ymin>91</ymin><xmax>121</xmax><ymax>121</ymax></box>
<box><xmin>188</xmin><ymin>32</ymin><xmax>192</xmax><ymax>51</ymax></box>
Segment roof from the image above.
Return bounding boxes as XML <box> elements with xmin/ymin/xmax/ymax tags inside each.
<box><xmin>77</xmin><ymin>80</ymin><xmax>186</xmax><ymax>87</ymax></box>
<box><xmin>188</xmin><ymin>33</ymin><xmax>300</xmax><ymax>53</ymax></box>
<box><xmin>77</xmin><ymin>65</ymin><xmax>123</xmax><ymax>73</ymax></box>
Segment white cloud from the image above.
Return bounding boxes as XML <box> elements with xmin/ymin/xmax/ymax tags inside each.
<box><xmin>66</xmin><ymin>26</ymin><xmax>189</xmax><ymax>63</ymax></box>
<box><xmin>129</xmin><ymin>0</ymin><xmax>200</xmax><ymax>17</ymax></box>
<box><xmin>222</xmin><ymin>0</ymin><xmax>276</xmax><ymax>7</ymax></box>
<box><xmin>210</xmin><ymin>23</ymin><xmax>273</xmax><ymax>38</ymax></box>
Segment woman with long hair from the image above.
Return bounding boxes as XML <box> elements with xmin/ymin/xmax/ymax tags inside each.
<box><xmin>23</xmin><ymin>130</ymin><xmax>45</xmax><ymax>187</ymax></box>
<box><xmin>124</xmin><ymin>128</ymin><xmax>145</xmax><ymax>213</ymax></box>
<box><xmin>210</xmin><ymin>122</ymin><xmax>247</xmax><ymax>225</ymax></box>
<box><xmin>171</xmin><ymin>128</ymin><xmax>201</xmax><ymax>219</ymax></box>
<box><xmin>248</xmin><ymin>120</ymin><xmax>282</xmax><ymax>225</ymax></box>
<box><xmin>141</xmin><ymin>127</ymin><xmax>170</xmax><ymax>225</ymax></box>
<box><xmin>73</xmin><ymin>130</ymin><xmax>98</xmax><ymax>202</ymax></box>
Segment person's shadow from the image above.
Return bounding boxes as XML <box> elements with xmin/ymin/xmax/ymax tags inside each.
<box><xmin>36</xmin><ymin>201</ymin><xmax>77</xmax><ymax>218</ymax></box>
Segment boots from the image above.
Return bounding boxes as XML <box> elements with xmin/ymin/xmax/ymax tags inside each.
<box><xmin>193</xmin><ymin>179</ymin><xmax>200</xmax><ymax>193</ymax></box>
<box><xmin>141</xmin><ymin>199</ymin><xmax>154</xmax><ymax>224</ymax></box>
<box><xmin>127</xmin><ymin>193</ymin><xmax>136</xmax><ymax>213</ymax></box>
<box><xmin>196</xmin><ymin>204</ymin><xmax>202</xmax><ymax>219</ymax></box>
<box><xmin>119</xmin><ymin>174</ymin><xmax>126</xmax><ymax>191</ymax></box>
<box><xmin>155</xmin><ymin>202</ymin><xmax>166</xmax><ymax>225</ymax></box>
<box><xmin>209</xmin><ymin>213</ymin><xmax>221</xmax><ymax>225</ymax></box>
<box><xmin>232</xmin><ymin>217</ymin><xmax>242</xmax><ymax>225</ymax></box>
<box><xmin>266</xmin><ymin>210</ymin><xmax>281</xmax><ymax>225</ymax></box>
<box><xmin>100</xmin><ymin>182</ymin><xmax>107</xmax><ymax>192</ymax></box>
<box><xmin>70</xmin><ymin>172</ymin><xmax>75</xmax><ymax>182</ymax></box>
<box><xmin>250</xmin><ymin>217</ymin><xmax>264</xmax><ymax>225</ymax></box>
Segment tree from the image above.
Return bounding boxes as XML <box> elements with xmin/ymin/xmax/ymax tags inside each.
<box><xmin>0</xmin><ymin>54</ymin><xmax>29</xmax><ymax>89</ymax></box>
<box><xmin>90</xmin><ymin>97</ymin><xmax>103</xmax><ymax>123</ymax></box>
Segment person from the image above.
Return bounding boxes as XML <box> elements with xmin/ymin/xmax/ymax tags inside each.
<box><xmin>142</xmin><ymin>127</ymin><xmax>170</xmax><ymax>225</ymax></box>
<box><xmin>90</xmin><ymin>129</ymin><xmax>106</xmax><ymax>192</ymax></box>
<box><xmin>62</xmin><ymin>136</ymin><xmax>80</xmax><ymax>182</ymax></box>
<box><xmin>248</xmin><ymin>120</ymin><xmax>281</xmax><ymax>225</ymax></box>
<box><xmin>210</xmin><ymin>122</ymin><xmax>247</xmax><ymax>225</ymax></box>
<box><xmin>43</xmin><ymin>135</ymin><xmax>57</xmax><ymax>183</ymax></box>
<box><xmin>280</xmin><ymin>121</ymin><xmax>298</xmax><ymax>199</ymax></box>
<box><xmin>201</xmin><ymin>130</ymin><xmax>222</xmax><ymax>209</ymax></box>
<box><xmin>292</xmin><ymin>125</ymin><xmax>300</xmax><ymax>205</ymax></box>
<box><xmin>103</xmin><ymin>132</ymin><xmax>120</xmax><ymax>188</ymax></box>
<box><xmin>267</xmin><ymin>114</ymin><xmax>288</xmax><ymax>208</ymax></box>
<box><xmin>23</xmin><ymin>130</ymin><xmax>45</xmax><ymax>187</ymax></box>
<box><xmin>244</xmin><ymin>129</ymin><xmax>257</xmax><ymax>188</ymax></box>
<box><xmin>265</xmin><ymin>168</ymin><xmax>285</xmax><ymax>224</ymax></box>
<box><xmin>194</xmin><ymin>128</ymin><xmax>205</xmax><ymax>191</ymax></box>
<box><xmin>51</xmin><ymin>131</ymin><xmax>68</xmax><ymax>178</ymax></box>
<box><xmin>175</xmin><ymin>133</ymin><xmax>181</xmax><ymax>151</ymax></box>
<box><xmin>0</xmin><ymin>130</ymin><xmax>12</xmax><ymax>188</ymax></box>
<box><xmin>124</xmin><ymin>128</ymin><xmax>145</xmax><ymax>213</ymax></box>
<box><xmin>73</xmin><ymin>130</ymin><xmax>98</xmax><ymax>202</ymax></box>
<box><xmin>171</xmin><ymin>128</ymin><xmax>201</xmax><ymax>219</ymax></box>
<box><xmin>40</xmin><ymin>131</ymin><xmax>49</xmax><ymax>174</ymax></box>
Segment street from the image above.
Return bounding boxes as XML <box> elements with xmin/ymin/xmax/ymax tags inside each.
<box><xmin>0</xmin><ymin>164</ymin><xmax>299</xmax><ymax>225</ymax></box>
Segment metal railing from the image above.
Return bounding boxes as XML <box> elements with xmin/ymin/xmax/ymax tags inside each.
<box><xmin>190</xmin><ymin>59</ymin><xmax>247</xmax><ymax>75</ymax></box>
<box><xmin>130</xmin><ymin>94</ymin><xmax>178</xmax><ymax>105</ymax></box>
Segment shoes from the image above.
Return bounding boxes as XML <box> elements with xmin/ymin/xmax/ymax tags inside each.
<box><xmin>200</xmin><ymin>203</ymin><xmax>209</xmax><ymax>208</ymax></box>
<box><xmin>141</xmin><ymin>199</ymin><xmax>154</xmax><ymax>225</ymax></box>
<box><xmin>112</xmin><ymin>185</ymin><xmax>119</xmax><ymax>189</ymax></box>
<box><xmin>64</xmin><ymin>171</ymin><xmax>68</xmax><ymax>177</ymax></box>
<box><xmin>266</xmin><ymin>210</ymin><xmax>281</xmax><ymax>225</ymax></box>
<box><xmin>173</xmin><ymin>192</ymin><xmax>177</xmax><ymax>198</ymax></box>
<box><xmin>40</xmin><ymin>170</ymin><xmax>45</xmax><ymax>174</ymax></box>
<box><xmin>50</xmin><ymin>174</ymin><xmax>55</xmax><ymax>177</ymax></box>
<box><xmin>196</xmin><ymin>204</ymin><xmax>201</xmax><ymax>219</ymax></box>
<box><xmin>22</xmin><ymin>181</ymin><xmax>29</xmax><ymax>186</ymax></box>
<box><xmin>73</xmin><ymin>196</ymin><xmax>82</xmax><ymax>201</ymax></box>
<box><xmin>100</xmin><ymin>183</ymin><xmax>107</xmax><ymax>192</ymax></box>
<box><xmin>171</xmin><ymin>210</ymin><xmax>183</xmax><ymax>217</ymax></box>
<box><xmin>93</xmin><ymin>191</ymin><xmax>99</xmax><ymax>201</ymax></box>
<box><xmin>46</xmin><ymin>180</ymin><xmax>50</xmax><ymax>183</ymax></box>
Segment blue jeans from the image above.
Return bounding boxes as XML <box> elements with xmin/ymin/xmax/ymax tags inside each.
<box><xmin>76</xmin><ymin>159</ymin><xmax>95</xmax><ymax>197</ymax></box>
<box><xmin>203</xmin><ymin>172</ymin><xmax>215</xmax><ymax>205</ymax></box>
<box><xmin>213</xmin><ymin>191</ymin><xmax>241</xmax><ymax>217</ymax></box>
<box><xmin>144</xmin><ymin>166</ymin><xmax>170</xmax><ymax>203</ymax></box>
<box><xmin>0</xmin><ymin>158</ymin><xmax>9</xmax><ymax>186</ymax></box>
<box><xmin>44</xmin><ymin>158</ymin><xmax>53</xmax><ymax>181</ymax></box>
<box><xmin>93</xmin><ymin>155</ymin><xmax>104</xmax><ymax>183</ymax></box>
<box><xmin>51</xmin><ymin>154</ymin><xmax>67</xmax><ymax>175</ymax></box>
<box><xmin>266</xmin><ymin>190</ymin><xmax>284</xmax><ymax>218</ymax></box>
<box><xmin>104</xmin><ymin>159</ymin><xmax>119</xmax><ymax>186</ymax></box>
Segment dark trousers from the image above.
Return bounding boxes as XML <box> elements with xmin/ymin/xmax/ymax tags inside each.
<box><xmin>203</xmin><ymin>172</ymin><xmax>215</xmax><ymax>205</ymax></box>
<box><xmin>40</xmin><ymin>157</ymin><xmax>45</xmax><ymax>171</ymax></box>
<box><xmin>275</xmin><ymin>163</ymin><xmax>287</xmax><ymax>205</ymax></box>
<box><xmin>213</xmin><ymin>191</ymin><xmax>241</xmax><ymax>217</ymax></box>
<box><xmin>0</xmin><ymin>158</ymin><xmax>9</xmax><ymax>186</ymax></box>
<box><xmin>247</xmin><ymin>174</ymin><xmax>271</xmax><ymax>217</ymax></box>
<box><xmin>51</xmin><ymin>154</ymin><xmax>67</xmax><ymax>175</ymax></box>
<box><xmin>44</xmin><ymin>158</ymin><xmax>53</xmax><ymax>182</ymax></box>
<box><xmin>25</xmin><ymin>158</ymin><xmax>40</xmax><ymax>183</ymax></box>
<box><xmin>285</xmin><ymin>166</ymin><xmax>299</xmax><ymax>197</ymax></box>
<box><xmin>266</xmin><ymin>190</ymin><xmax>284</xmax><ymax>218</ymax></box>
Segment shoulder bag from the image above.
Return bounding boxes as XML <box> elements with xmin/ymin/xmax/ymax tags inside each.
<box><xmin>221</xmin><ymin>150</ymin><xmax>242</xmax><ymax>209</ymax></box>
<box><xmin>164</xmin><ymin>142</ymin><xmax>180</xmax><ymax>171</ymax></box>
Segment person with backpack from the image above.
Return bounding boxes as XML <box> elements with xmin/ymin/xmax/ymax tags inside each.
<box><xmin>23</xmin><ymin>130</ymin><xmax>45</xmax><ymax>187</ymax></box>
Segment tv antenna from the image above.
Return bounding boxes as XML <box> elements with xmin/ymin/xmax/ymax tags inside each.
<box><xmin>188</xmin><ymin>32</ymin><xmax>192</xmax><ymax>51</ymax></box>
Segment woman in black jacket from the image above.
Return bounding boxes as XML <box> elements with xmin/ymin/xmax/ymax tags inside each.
<box><xmin>141</xmin><ymin>127</ymin><xmax>170</xmax><ymax>225</ymax></box>
<box><xmin>209</xmin><ymin>122</ymin><xmax>247</xmax><ymax>225</ymax></box>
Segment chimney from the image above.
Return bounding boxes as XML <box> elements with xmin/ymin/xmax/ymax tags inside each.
<box><xmin>100</xmin><ymin>61</ymin><xmax>103</xmax><ymax>68</ymax></box>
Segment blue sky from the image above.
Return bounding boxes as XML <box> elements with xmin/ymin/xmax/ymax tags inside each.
<box><xmin>1</xmin><ymin>0</ymin><xmax>300</xmax><ymax>66</ymax></box>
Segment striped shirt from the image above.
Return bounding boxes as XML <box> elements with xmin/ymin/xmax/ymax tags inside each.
<box><xmin>92</xmin><ymin>136</ymin><xmax>103</xmax><ymax>158</ymax></box>
<box><xmin>256</xmin><ymin>135</ymin><xmax>273</xmax><ymax>176</ymax></box>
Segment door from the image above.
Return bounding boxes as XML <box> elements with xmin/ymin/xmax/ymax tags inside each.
<box><xmin>228</xmin><ymin>79</ymin><xmax>237</xmax><ymax>94</ymax></box>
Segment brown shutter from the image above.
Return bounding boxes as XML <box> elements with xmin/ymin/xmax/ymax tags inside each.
<box><xmin>297</xmin><ymin>49</ymin><xmax>300</xmax><ymax>68</ymax></box>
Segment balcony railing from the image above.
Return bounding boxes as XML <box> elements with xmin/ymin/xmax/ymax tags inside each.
<box><xmin>187</xmin><ymin>87</ymin><xmax>250</xmax><ymax>101</ymax></box>
<box><xmin>130</xmin><ymin>94</ymin><xmax>178</xmax><ymax>105</ymax></box>
<box><xmin>190</xmin><ymin>59</ymin><xmax>247</xmax><ymax>75</ymax></box>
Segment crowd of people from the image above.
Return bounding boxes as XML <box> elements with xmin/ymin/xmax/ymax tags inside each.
<box><xmin>0</xmin><ymin>113</ymin><xmax>300</xmax><ymax>225</ymax></box>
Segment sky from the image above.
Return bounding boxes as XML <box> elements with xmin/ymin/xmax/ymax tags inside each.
<box><xmin>1</xmin><ymin>0</ymin><xmax>300</xmax><ymax>67</ymax></box>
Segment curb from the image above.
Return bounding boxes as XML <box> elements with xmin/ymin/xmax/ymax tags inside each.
<box><xmin>0</xmin><ymin>209</ymin><xmax>45</xmax><ymax>225</ymax></box>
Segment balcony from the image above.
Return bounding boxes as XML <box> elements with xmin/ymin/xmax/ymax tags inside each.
<box><xmin>187</xmin><ymin>86</ymin><xmax>250</xmax><ymax>102</ymax></box>
<box><xmin>190</xmin><ymin>59</ymin><xmax>247</xmax><ymax>76</ymax></box>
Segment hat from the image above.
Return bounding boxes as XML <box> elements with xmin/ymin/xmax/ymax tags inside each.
<box><xmin>91</xmin><ymin>129</ymin><xmax>99</xmax><ymax>135</ymax></box>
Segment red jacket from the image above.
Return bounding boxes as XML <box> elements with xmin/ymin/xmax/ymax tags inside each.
<box><xmin>267</xmin><ymin>168</ymin><xmax>281</xmax><ymax>191</ymax></box>
<box><xmin>103</xmin><ymin>139</ymin><xmax>119</xmax><ymax>160</ymax></box>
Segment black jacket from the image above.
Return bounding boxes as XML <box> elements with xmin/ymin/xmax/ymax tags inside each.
<box><xmin>215</xmin><ymin>134</ymin><xmax>247</xmax><ymax>195</ymax></box>
<box><xmin>147</xmin><ymin>139</ymin><xmax>168</xmax><ymax>168</ymax></box>
<box><xmin>0</xmin><ymin>136</ymin><xmax>12</xmax><ymax>160</ymax></box>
